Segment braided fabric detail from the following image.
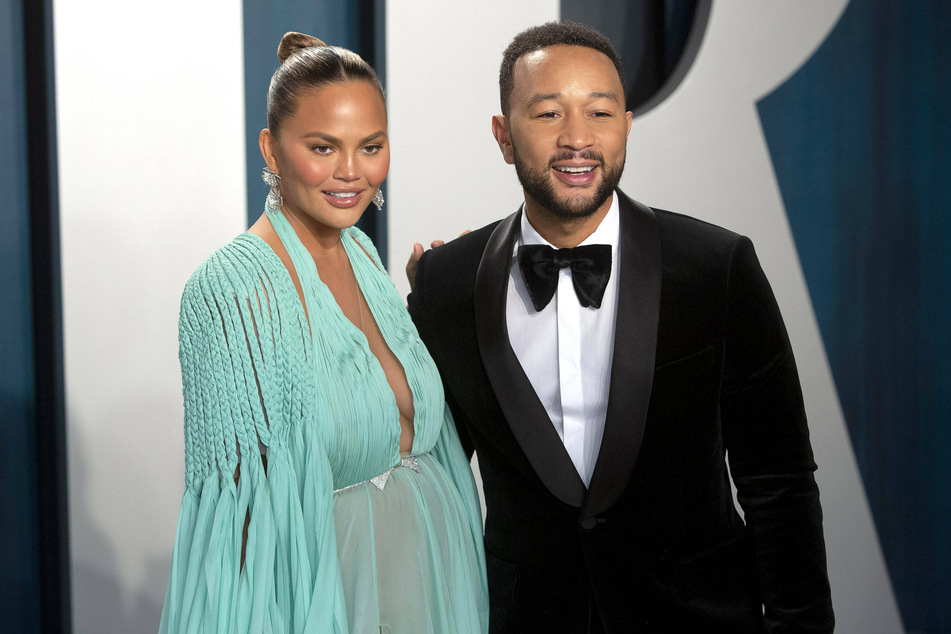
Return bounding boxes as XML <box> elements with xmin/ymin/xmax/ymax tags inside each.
<box><xmin>178</xmin><ymin>237</ymin><xmax>312</xmax><ymax>491</ymax></box>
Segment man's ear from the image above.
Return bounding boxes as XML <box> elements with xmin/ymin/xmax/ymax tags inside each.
<box><xmin>491</xmin><ymin>115</ymin><xmax>515</xmax><ymax>165</ymax></box>
<box><xmin>259</xmin><ymin>128</ymin><xmax>279</xmax><ymax>172</ymax></box>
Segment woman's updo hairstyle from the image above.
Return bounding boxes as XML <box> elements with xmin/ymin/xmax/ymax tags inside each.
<box><xmin>266</xmin><ymin>32</ymin><xmax>384</xmax><ymax>136</ymax></box>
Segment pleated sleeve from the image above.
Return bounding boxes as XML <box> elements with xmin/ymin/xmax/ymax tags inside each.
<box><xmin>159</xmin><ymin>237</ymin><xmax>349</xmax><ymax>634</ymax></box>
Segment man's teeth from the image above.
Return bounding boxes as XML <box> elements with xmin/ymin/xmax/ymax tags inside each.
<box><xmin>328</xmin><ymin>192</ymin><xmax>358</xmax><ymax>198</ymax></box>
<box><xmin>555</xmin><ymin>166</ymin><xmax>595</xmax><ymax>173</ymax></box>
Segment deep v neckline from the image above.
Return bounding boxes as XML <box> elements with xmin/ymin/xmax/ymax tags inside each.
<box><xmin>247</xmin><ymin>210</ymin><xmax>418</xmax><ymax>457</ymax></box>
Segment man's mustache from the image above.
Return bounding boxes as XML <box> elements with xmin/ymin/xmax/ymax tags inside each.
<box><xmin>548</xmin><ymin>150</ymin><xmax>605</xmax><ymax>166</ymax></box>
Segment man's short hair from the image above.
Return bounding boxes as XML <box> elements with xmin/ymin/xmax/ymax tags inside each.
<box><xmin>499</xmin><ymin>21</ymin><xmax>625</xmax><ymax>115</ymax></box>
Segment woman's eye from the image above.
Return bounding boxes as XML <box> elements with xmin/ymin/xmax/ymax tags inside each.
<box><xmin>312</xmin><ymin>145</ymin><xmax>333</xmax><ymax>154</ymax></box>
<box><xmin>362</xmin><ymin>144</ymin><xmax>384</xmax><ymax>154</ymax></box>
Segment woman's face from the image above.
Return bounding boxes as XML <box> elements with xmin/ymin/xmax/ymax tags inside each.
<box><xmin>264</xmin><ymin>81</ymin><xmax>389</xmax><ymax>235</ymax></box>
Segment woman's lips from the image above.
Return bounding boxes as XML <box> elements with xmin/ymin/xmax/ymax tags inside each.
<box><xmin>322</xmin><ymin>190</ymin><xmax>364</xmax><ymax>208</ymax></box>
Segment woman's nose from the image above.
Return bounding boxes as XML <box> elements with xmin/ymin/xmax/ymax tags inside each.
<box><xmin>334</xmin><ymin>155</ymin><xmax>358</xmax><ymax>181</ymax></box>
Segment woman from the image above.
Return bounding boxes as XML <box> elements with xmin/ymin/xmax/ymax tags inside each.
<box><xmin>160</xmin><ymin>33</ymin><xmax>487</xmax><ymax>633</ymax></box>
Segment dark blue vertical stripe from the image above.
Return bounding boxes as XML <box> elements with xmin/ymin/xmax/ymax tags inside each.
<box><xmin>23</xmin><ymin>0</ymin><xmax>69</xmax><ymax>629</ymax></box>
<box><xmin>354</xmin><ymin>0</ymin><xmax>386</xmax><ymax>266</ymax></box>
<box><xmin>0</xmin><ymin>0</ymin><xmax>41</xmax><ymax>627</ymax></box>
<box><xmin>242</xmin><ymin>0</ymin><xmax>387</xmax><ymax>265</ymax></box>
<box><xmin>1</xmin><ymin>0</ymin><xmax>68</xmax><ymax>630</ymax></box>
<box><xmin>373</xmin><ymin>0</ymin><xmax>386</xmax><ymax>266</ymax></box>
<box><xmin>758</xmin><ymin>1</ymin><xmax>951</xmax><ymax>631</ymax></box>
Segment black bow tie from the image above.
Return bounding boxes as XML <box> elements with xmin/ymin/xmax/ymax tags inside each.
<box><xmin>516</xmin><ymin>243</ymin><xmax>612</xmax><ymax>312</ymax></box>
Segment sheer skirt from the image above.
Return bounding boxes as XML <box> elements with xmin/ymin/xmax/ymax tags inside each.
<box><xmin>334</xmin><ymin>453</ymin><xmax>486</xmax><ymax>634</ymax></box>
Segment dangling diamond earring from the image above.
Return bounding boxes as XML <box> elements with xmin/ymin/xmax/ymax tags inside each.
<box><xmin>372</xmin><ymin>189</ymin><xmax>384</xmax><ymax>211</ymax></box>
<box><xmin>262</xmin><ymin>167</ymin><xmax>282</xmax><ymax>210</ymax></box>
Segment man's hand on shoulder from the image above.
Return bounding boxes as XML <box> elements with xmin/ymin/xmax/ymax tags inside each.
<box><xmin>404</xmin><ymin>231</ymin><xmax>470</xmax><ymax>292</ymax></box>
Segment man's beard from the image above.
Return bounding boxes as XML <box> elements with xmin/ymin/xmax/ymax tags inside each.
<box><xmin>513</xmin><ymin>147</ymin><xmax>625</xmax><ymax>220</ymax></box>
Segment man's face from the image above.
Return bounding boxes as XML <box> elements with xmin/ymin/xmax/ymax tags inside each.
<box><xmin>494</xmin><ymin>45</ymin><xmax>632</xmax><ymax>220</ymax></box>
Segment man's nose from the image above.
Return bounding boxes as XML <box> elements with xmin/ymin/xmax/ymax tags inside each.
<box><xmin>558</xmin><ymin>113</ymin><xmax>594</xmax><ymax>151</ymax></box>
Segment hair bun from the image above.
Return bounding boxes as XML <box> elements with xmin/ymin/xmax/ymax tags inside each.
<box><xmin>277</xmin><ymin>32</ymin><xmax>327</xmax><ymax>63</ymax></box>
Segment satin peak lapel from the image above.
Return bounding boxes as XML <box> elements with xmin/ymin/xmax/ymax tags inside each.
<box><xmin>582</xmin><ymin>194</ymin><xmax>662</xmax><ymax>519</ymax></box>
<box><xmin>474</xmin><ymin>209</ymin><xmax>586</xmax><ymax>507</ymax></box>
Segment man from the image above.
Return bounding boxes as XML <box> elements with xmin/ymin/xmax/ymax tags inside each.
<box><xmin>408</xmin><ymin>21</ymin><xmax>834</xmax><ymax>633</ymax></box>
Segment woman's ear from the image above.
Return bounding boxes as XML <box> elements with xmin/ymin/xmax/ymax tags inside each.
<box><xmin>259</xmin><ymin>128</ymin><xmax>279</xmax><ymax>172</ymax></box>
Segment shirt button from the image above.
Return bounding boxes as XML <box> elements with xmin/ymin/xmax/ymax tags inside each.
<box><xmin>581</xmin><ymin>517</ymin><xmax>598</xmax><ymax>530</ymax></box>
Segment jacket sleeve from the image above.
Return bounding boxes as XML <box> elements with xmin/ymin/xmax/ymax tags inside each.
<box><xmin>160</xmin><ymin>243</ymin><xmax>348</xmax><ymax>633</ymax></box>
<box><xmin>720</xmin><ymin>236</ymin><xmax>835</xmax><ymax>632</ymax></box>
<box><xmin>408</xmin><ymin>248</ymin><xmax>478</xmax><ymax>459</ymax></box>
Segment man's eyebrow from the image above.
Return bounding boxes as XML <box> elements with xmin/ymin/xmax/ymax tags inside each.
<box><xmin>301</xmin><ymin>130</ymin><xmax>387</xmax><ymax>145</ymax></box>
<box><xmin>589</xmin><ymin>91</ymin><xmax>621</xmax><ymax>105</ymax></box>
<box><xmin>526</xmin><ymin>92</ymin><xmax>562</xmax><ymax>108</ymax></box>
<box><xmin>525</xmin><ymin>91</ymin><xmax>622</xmax><ymax>108</ymax></box>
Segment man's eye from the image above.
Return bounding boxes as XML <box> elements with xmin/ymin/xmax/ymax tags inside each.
<box><xmin>537</xmin><ymin>112</ymin><xmax>558</xmax><ymax>119</ymax></box>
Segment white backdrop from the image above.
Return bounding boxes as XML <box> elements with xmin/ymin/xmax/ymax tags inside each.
<box><xmin>385</xmin><ymin>0</ymin><xmax>560</xmax><ymax>290</ymax></box>
<box><xmin>55</xmin><ymin>2</ymin><xmax>247</xmax><ymax>631</ymax></box>
<box><xmin>56</xmin><ymin>0</ymin><xmax>902</xmax><ymax>631</ymax></box>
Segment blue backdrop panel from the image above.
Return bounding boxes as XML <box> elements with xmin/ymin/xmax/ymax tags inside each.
<box><xmin>561</xmin><ymin>0</ymin><xmax>699</xmax><ymax>112</ymax></box>
<box><xmin>0</xmin><ymin>0</ymin><xmax>41</xmax><ymax>630</ymax></box>
<box><xmin>758</xmin><ymin>1</ymin><xmax>951</xmax><ymax>631</ymax></box>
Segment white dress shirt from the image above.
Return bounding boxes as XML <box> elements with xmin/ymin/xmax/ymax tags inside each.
<box><xmin>506</xmin><ymin>193</ymin><xmax>620</xmax><ymax>486</ymax></box>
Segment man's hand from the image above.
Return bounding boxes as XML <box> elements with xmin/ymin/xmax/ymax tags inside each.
<box><xmin>405</xmin><ymin>233</ymin><xmax>470</xmax><ymax>292</ymax></box>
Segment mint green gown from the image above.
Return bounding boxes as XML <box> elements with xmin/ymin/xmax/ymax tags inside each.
<box><xmin>159</xmin><ymin>205</ymin><xmax>488</xmax><ymax>633</ymax></box>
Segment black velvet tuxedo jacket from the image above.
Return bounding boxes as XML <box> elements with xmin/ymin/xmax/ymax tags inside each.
<box><xmin>408</xmin><ymin>192</ymin><xmax>834</xmax><ymax>633</ymax></box>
